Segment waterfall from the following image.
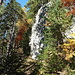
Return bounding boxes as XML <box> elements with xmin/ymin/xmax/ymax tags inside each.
<box><xmin>29</xmin><ymin>2</ymin><xmax>52</xmax><ymax>60</ymax></box>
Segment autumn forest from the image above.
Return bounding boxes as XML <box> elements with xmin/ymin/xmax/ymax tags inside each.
<box><xmin>0</xmin><ymin>0</ymin><xmax>75</xmax><ymax>75</ymax></box>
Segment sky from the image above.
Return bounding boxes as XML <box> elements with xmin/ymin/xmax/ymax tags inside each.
<box><xmin>16</xmin><ymin>0</ymin><xmax>28</xmax><ymax>7</ymax></box>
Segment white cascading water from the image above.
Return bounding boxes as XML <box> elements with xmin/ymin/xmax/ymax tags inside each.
<box><xmin>29</xmin><ymin>2</ymin><xmax>52</xmax><ymax>60</ymax></box>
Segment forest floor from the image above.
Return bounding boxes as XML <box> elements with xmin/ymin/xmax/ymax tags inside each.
<box><xmin>15</xmin><ymin>48</ymin><xmax>75</xmax><ymax>75</ymax></box>
<box><xmin>16</xmin><ymin>48</ymin><xmax>37</xmax><ymax>75</ymax></box>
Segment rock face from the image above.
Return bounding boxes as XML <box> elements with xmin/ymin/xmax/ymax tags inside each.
<box><xmin>65</xmin><ymin>16</ymin><xmax>75</xmax><ymax>39</ymax></box>
<box><xmin>29</xmin><ymin>2</ymin><xmax>52</xmax><ymax>59</ymax></box>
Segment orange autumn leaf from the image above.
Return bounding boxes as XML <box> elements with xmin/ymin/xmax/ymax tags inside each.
<box><xmin>63</xmin><ymin>2</ymin><xmax>71</xmax><ymax>6</ymax></box>
<box><xmin>61</xmin><ymin>0</ymin><xmax>75</xmax><ymax>3</ymax></box>
<box><xmin>61</xmin><ymin>0</ymin><xmax>75</xmax><ymax>7</ymax></box>
<box><xmin>15</xmin><ymin>25</ymin><xmax>28</xmax><ymax>44</ymax></box>
<box><xmin>67</xmin><ymin>10</ymin><xmax>75</xmax><ymax>16</ymax></box>
<box><xmin>61</xmin><ymin>0</ymin><xmax>75</xmax><ymax>16</ymax></box>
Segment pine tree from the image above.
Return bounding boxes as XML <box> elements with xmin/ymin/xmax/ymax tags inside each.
<box><xmin>0</xmin><ymin>0</ymin><xmax>29</xmax><ymax>74</ymax></box>
<box><xmin>0</xmin><ymin>0</ymin><xmax>26</xmax><ymax>57</ymax></box>
<box><xmin>37</xmin><ymin>0</ymin><xmax>72</xmax><ymax>74</ymax></box>
<box><xmin>25</xmin><ymin>0</ymin><xmax>49</xmax><ymax>19</ymax></box>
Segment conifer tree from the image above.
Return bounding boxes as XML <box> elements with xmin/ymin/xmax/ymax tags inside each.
<box><xmin>25</xmin><ymin>0</ymin><xmax>49</xmax><ymax>19</ymax></box>
<box><xmin>0</xmin><ymin>0</ymin><xmax>26</xmax><ymax>56</ymax></box>
<box><xmin>0</xmin><ymin>0</ymin><xmax>29</xmax><ymax>74</ymax></box>
<box><xmin>37</xmin><ymin>0</ymin><xmax>72</xmax><ymax>74</ymax></box>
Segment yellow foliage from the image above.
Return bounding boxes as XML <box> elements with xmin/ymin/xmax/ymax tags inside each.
<box><xmin>70</xmin><ymin>33</ymin><xmax>75</xmax><ymax>36</ymax></box>
<box><xmin>65</xmin><ymin>54</ymin><xmax>73</xmax><ymax>60</ymax></box>
<box><xmin>63</xmin><ymin>49</ymin><xmax>69</xmax><ymax>53</ymax></box>
<box><xmin>27</xmin><ymin>19</ymin><xmax>33</xmax><ymax>24</ymax></box>
<box><xmin>61</xmin><ymin>33</ymin><xmax>75</xmax><ymax>61</ymax></box>
<box><xmin>16</xmin><ymin>7</ymin><xmax>29</xmax><ymax>30</ymax></box>
<box><xmin>16</xmin><ymin>7</ymin><xmax>32</xmax><ymax>29</ymax></box>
